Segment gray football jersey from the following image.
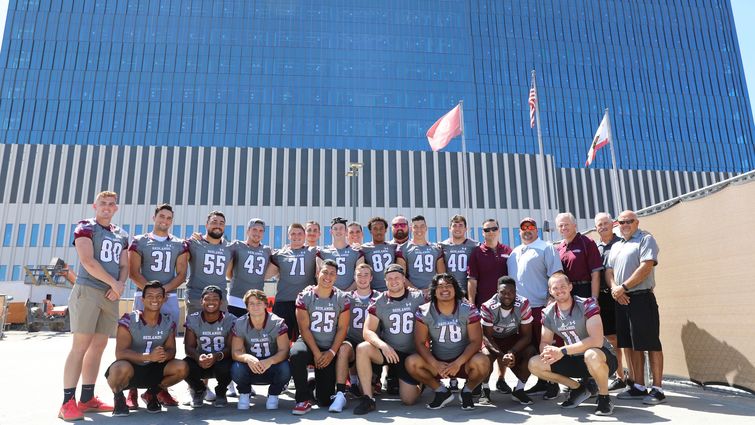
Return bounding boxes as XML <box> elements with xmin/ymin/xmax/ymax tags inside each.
<box><xmin>184</xmin><ymin>311</ymin><xmax>237</xmax><ymax>355</ymax></box>
<box><xmin>186</xmin><ymin>238</ymin><xmax>233</xmax><ymax>301</ymax></box>
<box><xmin>232</xmin><ymin>312</ymin><xmax>288</xmax><ymax>360</ymax></box>
<box><xmin>360</xmin><ymin>242</ymin><xmax>398</xmax><ymax>291</ymax></box>
<box><xmin>128</xmin><ymin>233</ymin><xmax>187</xmax><ymax>289</ymax></box>
<box><xmin>415</xmin><ymin>300</ymin><xmax>481</xmax><ymax>360</ymax></box>
<box><xmin>347</xmin><ymin>290</ymin><xmax>379</xmax><ymax>344</ymax></box>
<box><xmin>118</xmin><ymin>311</ymin><xmax>176</xmax><ymax>364</ymax></box>
<box><xmin>229</xmin><ymin>241</ymin><xmax>273</xmax><ymax>298</ymax></box>
<box><xmin>295</xmin><ymin>287</ymin><xmax>351</xmax><ymax>348</ymax></box>
<box><xmin>318</xmin><ymin>245</ymin><xmax>364</xmax><ymax>290</ymax></box>
<box><xmin>541</xmin><ymin>296</ymin><xmax>613</xmax><ymax>353</ymax></box>
<box><xmin>367</xmin><ymin>289</ymin><xmax>426</xmax><ymax>354</ymax></box>
<box><xmin>439</xmin><ymin>238</ymin><xmax>478</xmax><ymax>286</ymax></box>
<box><xmin>480</xmin><ymin>294</ymin><xmax>533</xmax><ymax>338</ymax></box>
<box><xmin>73</xmin><ymin>219</ymin><xmax>129</xmax><ymax>291</ymax></box>
<box><xmin>271</xmin><ymin>246</ymin><xmax>318</xmax><ymax>302</ymax></box>
<box><xmin>398</xmin><ymin>242</ymin><xmax>443</xmax><ymax>290</ymax></box>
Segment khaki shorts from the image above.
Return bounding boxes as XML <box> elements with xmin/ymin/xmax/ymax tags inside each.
<box><xmin>68</xmin><ymin>284</ymin><xmax>118</xmax><ymax>334</ymax></box>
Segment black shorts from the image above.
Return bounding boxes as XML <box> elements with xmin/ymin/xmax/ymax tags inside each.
<box><xmin>482</xmin><ymin>334</ymin><xmax>521</xmax><ymax>357</ymax></box>
<box><xmin>551</xmin><ymin>347</ymin><xmax>618</xmax><ymax>379</ymax></box>
<box><xmin>432</xmin><ymin>354</ymin><xmax>469</xmax><ymax>379</ymax></box>
<box><xmin>615</xmin><ymin>291</ymin><xmax>662</xmax><ymax>351</ymax></box>
<box><xmin>597</xmin><ymin>290</ymin><xmax>617</xmax><ymax>336</ymax></box>
<box><xmin>570</xmin><ymin>282</ymin><xmax>592</xmax><ymax>298</ymax></box>
<box><xmin>380</xmin><ymin>350</ymin><xmax>418</xmax><ymax>385</ymax></box>
<box><xmin>227</xmin><ymin>305</ymin><xmax>248</xmax><ymax>318</ymax></box>
<box><xmin>105</xmin><ymin>361</ymin><xmax>167</xmax><ymax>389</ymax></box>
<box><xmin>343</xmin><ymin>337</ymin><xmax>363</xmax><ymax>367</ymax></box>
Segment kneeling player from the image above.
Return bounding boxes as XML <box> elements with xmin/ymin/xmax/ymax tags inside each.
<box><xmin>528</xmin><ymin>274</ymin><xmax>618</xmax><ymax>415</ymax></box>
<box><xmin>340</xmin><ymin>263</ymin><xmax>379</xmax><ymax>397</ymax></box>
<box><xmin>105</xmin><ymin>282</ymin><xmax>188</xmax><ymax>416</ymax></box>
<box><xmin>352</xmin><ymin>264</ymin><xmax>425</xmax><ymax>414</ymax></box>
<box><xmin>480</xmin><ymin>276</ymin><xmax>536</xmax><ymax>404</ymax></box>
<box><xmin>184</xmin><ymin>286</ymin><xmax>236</xmax><ymax>408</ymax></box>
<box><xmin>406</xmin><ymin>274</ymin><xmax>490</xmax><ymax>410</ymax></box>
<box><xmin>231</xmin><ymin>289</ymin><xmax>292</xmax><ymax>410</ymax></box>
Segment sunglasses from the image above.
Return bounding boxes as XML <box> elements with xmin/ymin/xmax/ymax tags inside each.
<box><xmin>392</xmin><ymin>223</ymin><xmax>408</xmax><ymax>228</ymax></box>
<box><xmin>482</xmin><ymin>227</ymin><xmax>499</xmax><ymax>233</ymax></box>
<box><xmin>617</xmin><ymin>219</ymin><xmax>636</xmax><ymax>225</ymax></box>
<box><xmin>520</xmin><ymin>224</ymin><xmax>536</xmax><ymax>231</ymax></box>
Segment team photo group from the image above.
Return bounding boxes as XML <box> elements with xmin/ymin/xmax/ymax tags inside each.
<box><xmin>59</xmin><ymin>190</ymin><xmax>665</xmax><ymax>421</ymax></box>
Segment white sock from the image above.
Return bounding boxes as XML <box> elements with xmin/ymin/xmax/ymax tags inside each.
<box><xmin>481</xmin><ymin>383</ymin><xmax>490</xmax><ymax>389</ymax></box>
<box><xmin>651</xmin><ymin>386</ymin><xmax>663</xmax><ymax>393</ymax></box>
<box><xmin>634</xmin><ymin>383</ymin><xmax>647</xmax><ymax>391</ymax></box>
<box><xmin>516</xmin><ymin>380</ymin><xmax>526</xmax><ymax>391</ymax></box>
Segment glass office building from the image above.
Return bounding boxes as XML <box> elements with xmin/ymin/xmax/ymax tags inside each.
<box><xmin>0</xmin><ymin>0</ymin><xmax>753</xmax><ymax>281</ymax></box>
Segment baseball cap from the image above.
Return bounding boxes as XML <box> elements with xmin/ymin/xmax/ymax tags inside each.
<box><xmin>520</xmin><ymin>217</ymin><xmax>537</xmax><ymax>227</ymax></box>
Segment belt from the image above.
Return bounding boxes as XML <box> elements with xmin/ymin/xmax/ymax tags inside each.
<box><xmin>627</xmin><ymin>289</ymin><xmax>653</xmax><ymax>296</ymax></box>
<box><xmin>573</xmin><ymin>280</ymin><xmax>591</xmax><ymax>286</ymax></box>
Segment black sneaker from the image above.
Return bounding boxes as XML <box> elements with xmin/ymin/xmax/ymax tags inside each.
<box><xmin>426</xmin><ymin>390</ymin><xmax>455</xmax><ymax>409</ymax></box>
<box><xmin>585</xmin><ymin>378</ymin><xmax>599</xmax><ymax>398</ymax></box>
<box><xmin>460</xmin><ymin>392</ymin><xmax>475</xmax><ymax>410</ymax></box>
<box><xmin>511</xmin><ymin>388</ymin><xmax>533</xmax><ymax>405</ymax></box>
<box><xmin>561</xmin><ymin>384</ymin><xmax>590</xmax><ymax>408</ymax></box>
<box><xmin>595</xmin><ymin>395</ymin><xmax>614</xmax><ymax>415</ymax></box>
<box><xmin>608</xmin><ymin>378</ymin><xmax>627</xmax><ymax>391</ymax></box>
<box><xmin>496</xmin><ymin>378</ymin><xmax>512</xmax><ymax>394</ymax></box>
<box><xmin>112</xmin><ymin>392</ymin><xmax>130</xmax><ymax>417</ymax></box>
<box><xmin>471</xmin><ymin>384</ymin><xmax>482</xmax><ymax>398</ymax></box>
<box><xmin>386</xmin><ymin>377</ymin><xmax>399</xmax><ymax>395</ymax></box>
<box><xmin>353</xmin><ymin>396</ymin><xmax>376</xmax><ymax>415</ymax></box>
<box><xmin>144</xmin><ymin>391</ymin><xmax>162</xmax><ymax>414</ymax></box>
<box><xmin>642</xmin><ymin>388</ymin><xmax>667</xmax><ymax>405</ymax></box>
<box><xmin>617</xmin><ymin>385</ymin><xmax>648</xmax><ymax>400</ymax></box>
<box><xmin>449</xmin><ymin>378</ymin><xmax>460</xmax><ymax>393</ymax></box>
<box><xmin>479</xmin><ymin>387</ymin><xmax>492</xmax><ymax>404</ymax></box>
<box><xmin>525</xmin><ymin>379</ymin><xmax>548</xmax><ymax>395</ymax></box>
<box><xmin>543</xmin><ymin>382</ymin><xmax>560</xmax><ymax>400</ymax></box>
<box><xmin>349</xmin><ymin>383</ymin><xmax>364</xmax><ymax>398</ymax></box>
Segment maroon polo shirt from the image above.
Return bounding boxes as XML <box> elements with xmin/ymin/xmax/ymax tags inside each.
<box><xmin>468</xmin><ymin>242</ymin><xmax>513</xmax><ymax>306</ymax></box>
<box><xmin>556</xmin><ymin>233</ymin><xmax>603</xmax><ymax>282</ymax></box>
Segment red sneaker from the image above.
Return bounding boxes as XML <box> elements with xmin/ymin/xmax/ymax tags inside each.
<box><xmin>58</xmin><ymin>399</ymin><xmax>84</xmax><ymax>422</ymax></box>
<box><xmin>126</xmin><ymin>388</ymin><xmax>139</xmax><ymax>410</ymax></box>
<box><xmin>291</xmin><ymin>401</ymin><xmax>312</xmax><ymax>415</ymax></box>
<box><xmin>156</xmin><ymin>389</ymin><xmax>179</xmax><ymax>406</ymax></box>
<box><xmin>77</xmin><ymin>396</ymin><xmax>113</xmax><ymax>412</ymax></box>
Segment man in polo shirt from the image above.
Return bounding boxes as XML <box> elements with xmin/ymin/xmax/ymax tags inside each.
<box><xmin>555</xmin><ymin>212</ymin><xmax>602</xmax><ymax>299</ymax></box>
<box><xmin>507</xmin><ymin>217</ymin><xmax>563</xmax><ymax>398</ymax></box>
<box><xmin>606</xmin><ymin>210</ymin><xmax>665</xmax><ymax>405</ymax></box>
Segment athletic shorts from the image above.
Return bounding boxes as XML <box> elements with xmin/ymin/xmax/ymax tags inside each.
<box><xmin>551</xmin><ymin>347</ymin><xmax>618</xmax><ymax>379</ymax></box>
<box><xmin>69</xmin><ymin>284</ymin><xmax>118</xmax><ymax>335</ymax></box>
<box><xmin>597</xmin><ymin>290</ymin><xmax>617</xmax><ymax>336</ymax></box>
<box><xmin>615</xmin><ymin>291</ymin><xmax>662</xmax><ymax>351</ymax></box>
<box><xmin>105</xmin><ymin>361</ymin><xmax>168</xmax><ymax>389</ymax></box>
<box><xmin>482</xmin><ymin>334</ymin><xmax>521</xmax><ymax>357</ymax></box>
<box><xmin>380</xmin><ymin>350</ymin><xmax>418</xmax><ymax>385</ymax></box>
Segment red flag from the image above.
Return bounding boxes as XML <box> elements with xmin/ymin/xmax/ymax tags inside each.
<box><xmin>528</xmin><ymin>82</ymin><xmax>537</xmax><ymax>128</ymax></box>
<box><xmin>426</xmin><ymin>104</ymin><xmax>462</xmax><ymax>152</ymax></box>
<box><xmin>585</xmin><ymin>113</ymin><xmax>610</xmax><ymax>167</ymax></box>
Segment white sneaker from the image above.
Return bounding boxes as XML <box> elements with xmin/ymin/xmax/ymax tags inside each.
<box><xmin>237</xmin><ymin>393</ymin><xmax>251</xmax><ymax>410</ymax></box>
<box><xmin>227</xmin><ymin>382</ymin><xmax>238</xmax><ymax>397</ymax></box>
<box><xmin>205</xmin><ymin>388</ymin><xmax>217</xmax><ymax>401</ymax></box>
<box><xmin>329</xmin><ymin>391</ymin><xmax>347</xmax><ymax>413</ymax></box>
<box><xmin>266</xmin><ymin>395</ymin><xmax>279</xmax><ymax>410</ymax></box>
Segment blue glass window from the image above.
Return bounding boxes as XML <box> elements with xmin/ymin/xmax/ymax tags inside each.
<box><xmin>56</xmin><ymin>224</ymin><xmax>66</xmax><ymax>247</ymax></box>
<box><xmin>29</xmin><ymin>224</ymin><xmax>39</xmax><ymax>247</ymax></box>
<box><xmin>43</xmin><ymin>224</ymin><xmax>53</xmax><ymax>247</ymax></box>
<box><xmin>3</xmin><ymin>224</ymin><xmax>12</xmax><ymax>247</ymax></box>
<box><xmin>11</xmin><ymin>265</ymin><xmax>23</xmax><ymax>281</ymax></box>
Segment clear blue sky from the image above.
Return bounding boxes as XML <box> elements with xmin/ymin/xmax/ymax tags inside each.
<box><xmin>0</xmin><ymin>0</ymin><xmax>753</xmax><ymax>121</ymax></box>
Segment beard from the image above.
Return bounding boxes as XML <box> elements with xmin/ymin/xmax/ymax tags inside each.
<box><xmin>393</xmin><ymin>229</ymin><xmax>407</xmax><ymax>240</ymax></box>
<box><xmin>208</xmin><ymin>228</ymin><xmax>224</xmax><ymax>239</ymax></box>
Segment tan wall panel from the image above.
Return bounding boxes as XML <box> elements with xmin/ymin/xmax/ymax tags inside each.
<box><xmin>637</xmin><ymin>181</ymin><xmax>755</xmax><ymax>391</ymax></box>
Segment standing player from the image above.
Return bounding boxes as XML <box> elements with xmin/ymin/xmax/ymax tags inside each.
<box><xmin>528</xmin><ymin>275</ymin><xmax>617</xmax><ymax>415</ymax></box>
<box><xmin>439</xmin><ymin>215</ymin><xmax>478</xmax><ymax>293</ymax></box>
<box><xmin>555</xmin><ymin>212</ymin><xmax>602</xmax><ymax>299</ymax></box>
<box><xmin>106</xmin><ymin>282</ymin><xmax>188</xmax><ymax>416</ymax></box>
<box><xmin>231</xmin><ymin>289</ymin><xmax>292</xmax><ymax>411</ymax></box>
<box><xmin>290</xmin><ymin>260</ymin><xmax>351</xmax><ymax>414</ymax></box>
<box><xmin>347</xmin><ymin>221</ymin><xmax>364</xmax><ymax>247</ymax></box>
<box><xmin>227</xmin><ymin>218</ymin><xmax>273</xmax><ymax>317</ymax></box>
<box><xmin>361</xmin><ymin>217</ymin><xmax>398</xmax><ymax>292</ymax></box>
<box><xmin>389</xmin><ymin>215</ymin><xmax>410</xmax><ymax>245</ymax></box>
<box><xmin>406</xmin><ymin>274</ymin><xmax>490</xmax><ymax>410</ymax></box>
<box><xmin>341</xmin><ymin>263</ymin><xmax>379</xmax><ymax>396</ymax></box>
<box><xmin>268</xmin><ymin>223</ymin><xmax>318</xmax><ymax>341</ymax></box>
<box><xmin>185</xmin><ymin>211</ymin><xmax>233</xmax><ymax>315</ymax></box>
<box><xmin>60</xmin><ymin>191</ymin><xmax>129</xmax><ymax>421</ymax></box>
<box><xmin>352</xmin><ymin>264</ymin><xmax>425</xmax><ymax>414</ymax></box>
<box><xmin>127</xmin><ymin>203</ymin><xmax>188</xmax><ymax>408</ymax></box>
<box><xmin>317</xmin><ymin>217</ymin><xmax>364</xmax><ymax>291</ymax></box>
<box><xmin>480</xmin><ymin>277</ymin><xmax>535</xmax><ymax>404</ymax></box>
<box><xmin>184</xmin><ymin>286</ymin><xmax>236</xmax><ymax>408</ymax></box>
<box><xmin>305</xmin><ymin>220</ymin><xmax>322</xmax><ymax>247</ymax></box>
<box><xmin>396</xmin><ymin>215</ymin><xmax>445</xmax><ymax>293</ymax></box>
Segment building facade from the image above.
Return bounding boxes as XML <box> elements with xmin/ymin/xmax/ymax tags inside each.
<box><xmin>0</xmin><ymin>0</ymin><xmax>752</xmax><ymax>280</ymax></box>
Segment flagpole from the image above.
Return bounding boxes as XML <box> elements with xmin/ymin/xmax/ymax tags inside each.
<box><xmin>605</xmin><ymin>109</ymin><xmax>623</xmax><ymax>217</ymax></box>
<box><xmin>532</xmin><ymin>70</ymin><xmax>551</xmax><ymax>240</ymax></box>
<box><xmin>459</xmin><ymin>100</ymin><xmax>470</xmax><ymax>219</ymax></box>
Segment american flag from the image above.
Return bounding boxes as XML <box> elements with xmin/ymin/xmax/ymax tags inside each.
<box><xmin>528</xmin><ymin>77</ymin><xmax>537</xmax><ymax>129</ymax></box>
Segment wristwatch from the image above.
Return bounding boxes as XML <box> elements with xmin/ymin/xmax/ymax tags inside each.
<box><xmin>560</xmin><ymin>347</ymin><xmax>568</xmax><ymax>356</ymax></box>
<box><xmin>621</xmin><ymin>284</ymin><xmax>629</xmax><ymax>291</ymax></box>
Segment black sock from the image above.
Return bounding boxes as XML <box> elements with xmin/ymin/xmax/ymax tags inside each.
<box><xmin>336</xmin><ymin>384</ymin><xmax>347</xmax><ymax>394</ymax></box>
<box><xmin>80</xmin><ymin>384</ymin><xmax>95</xmax><ymax>403</ymax></box>
<box><xmin>598</xmin><ymin>394</ymin><xmax>610</xmax><ymax>400</ymax></box>
<box><xmin>63</xmin><ymin>388</ymin><xmax>76</xmax><ymax>404</ymax></box>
